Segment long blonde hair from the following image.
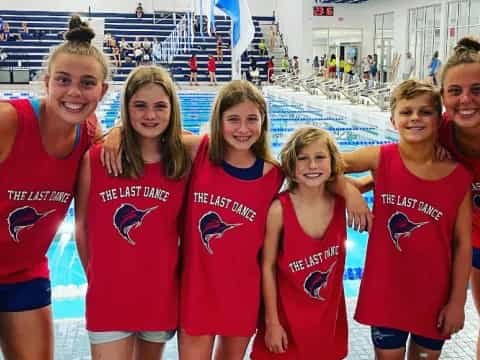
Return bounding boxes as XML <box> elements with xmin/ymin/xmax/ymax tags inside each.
<box><xmin>120</xmin><ymin>66</ymin><xmax>189</xmax><ymax>180</ymax></box>
<box><xmin>208</xmin><ymin>80</ymin><xmax>276</xmax><ymax>165</ymax></box>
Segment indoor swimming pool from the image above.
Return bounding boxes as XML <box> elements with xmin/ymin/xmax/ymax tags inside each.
<box><xmin>1</xmin><ymin>90</ymin><xmax>398</xmax><ymax>320</ymax></box>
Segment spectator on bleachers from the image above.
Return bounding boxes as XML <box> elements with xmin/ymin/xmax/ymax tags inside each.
<box><xmin>268</xmin><ymin>24</ymin><xmax>276</xmax><ymax>49</ymax></box>
<box><xmin>142</xmin><ymin>37</ymin><xmax>151</xmax><ymax>55</ymax></box>
<box><xmin>104</xmin><ymin>33</ymin><xmax>112</xmax><ymax>47</ymax></box>
<box><xmin>208</xmin><ymin>54</ymin><xmax>217</xmax><ymax>85</ymax></box>
<box><xmin>134</xmin><ymin>47</ymin><xmax>144</xmax><ymax>66</ymax></box>
<box><xmin>2</xmin><ymin>21</ymin><xmax>10</xmax><ymax>41</ymax></box>
<box><xmin>136</xmin><ymin>2</ymin><xmax>144</xmax><ymax>18</ymax></box>
<box><xmin>19</xmin><ymin>21</ymin><xmax>29</xmax><ymax>40</ymax></box>
<box><xmin>189</xmin><ymin>54</ymin><xmax>198</xmax><ymax>85</ymax></box>
<box><xmin>111</xmin><ymin>46</ymin><xmax>121</xmax><ymax>68</ymax></box>
<box><xmin>119</xmin><ymin>37</ymin><xmax>130</xmax><ymax>59</ymax></box>
<box><xmin>107</xmin><ymin>35</ymin><xmax>117</xmax><ymax>48</ymax></box>
<box><xmin>258</xmin><ymin>39</ymin><xmax>267</xmax><ymax>57</ymax></box>
<box><xmin>216</xmin><ymin>34</ymin><xmax>223</xmax><ymax>63</ymax></box>
<box><xmin>133</xmin><ymin>36</ymin><xmax>141</xmax><ymax>50</ymax></box>
<box><xmin>0</xmin><ymin>18</ymin><xmax>3</xmax><ymax>41</ymax></box>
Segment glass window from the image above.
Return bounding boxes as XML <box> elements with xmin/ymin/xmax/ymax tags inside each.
<box><xmin>448</xmin><ymin>2</ymin><xmax>458</xmax><ymax>27</ymax></box>
<box><xmin>470</xmin><ymin>1</ymin><xmax>480</xmax><ymax>26</ymax></box>
<box><xmin>426</xmin><ymin>6</ymin><xmax>434</xmax><ymax>27</ymax></box>
<box><xmin>459</xmin><ymin>0</ymin><xmax>469</xmax><ymax>27</ymax></box>
<box><xmin>434</xmin><ymin>5</ymin><xmax>441</xmax><ymax>27</ymax></box>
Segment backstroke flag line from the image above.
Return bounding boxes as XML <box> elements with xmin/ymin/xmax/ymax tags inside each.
<box><xmin>215</xmin><ymin>0</ymin><xmax>255</xmax><ymax>79</ymax></box>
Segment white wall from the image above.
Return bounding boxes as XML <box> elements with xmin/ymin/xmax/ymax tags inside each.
<box><xmin>0</xmin><ymin>0</ymin><xmax>275</xmax><ymax>16</ymax></box>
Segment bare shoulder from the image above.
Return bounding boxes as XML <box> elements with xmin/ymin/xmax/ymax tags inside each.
<box><xmin>182</xmin><ymin>133</ymin><xmax>202</xmax><ymax>160</ymax></box>
<box><xmin>267</xmin><ymin>198</ymin><xmax>283</xmax><ymax>221</ymax></box>
<box><xmin>0</xmin><ymin>102</ymin><xmax>18</xmax><ymax>131</ymax></box>
<box><xmin>0</xmin><ymin>102</ymin><xmax>19</xmax><ymax>162</ymax></box>
<box><xmin>263</xmin><ymin>160</ymin><xmax>281</xmax><ymax>175</ymax></box>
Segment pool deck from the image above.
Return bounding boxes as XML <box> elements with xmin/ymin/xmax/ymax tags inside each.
<box><xmin>2</xmin><ymin>291</ymin><xmax>474</xmax><ymax>360</ymax></box>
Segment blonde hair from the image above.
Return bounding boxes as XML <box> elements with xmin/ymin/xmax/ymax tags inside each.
<box><xmin>44</xmin><ymin>15</ymin><xmax>110</xmax><ymax>80</ymax></box>
<box><xmin>280</xmin><ymin>127</ymin><xmax>344</xmax><ymax>192</ymax></box>
<box><xmin>390</xmin><ymin>80</ymin><xmax>442</xmax><ymax>116</ymax></box>
<box><xmin>441</xmin><ymin>36</ymin><xmax>480</xmax><ymax>86</ymax></box>
<box><xmin>208</xmin><ymin>80</ymin><xmax>276</xmax><ymax>165</ymax></box>
<box><xmin>119</xmin><ymin>65</ymin><xmax>189</xmax><ymax>180</ymax></box>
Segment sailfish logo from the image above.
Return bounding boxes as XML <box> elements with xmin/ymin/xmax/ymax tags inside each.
<box><xmin>113</xmin><ymin>203</ymin><xmax>158</xmax><ymax>245</ymax></box>
<box><xmin>303</xmin><ymin>261</ymin><xmax>336</xmax><ymax>301</ymax></box>
<box><xmin>7</xmin><ymin>206</ymin><xmax>56</xmax><ymax>242</ymax></box>
<box><xmin>473</xmin><ymin>194</ymin><xmax>480</xmax><ymax>209</ymax></box>
<box><xmin>198</xmin><ymin>211</ymin><xmax>241</xmax><ymax>254</ymax></box>
<box><xmin>387</xmin><ymin>211</ymin><xmax>428</xmax><ymax>252</ymax></box>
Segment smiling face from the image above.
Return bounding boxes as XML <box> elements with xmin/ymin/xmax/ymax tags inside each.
<box><xmin>44</xmin><ymin>53</ymin><xmax>107</xmax><ymax>125</ymax></box>
<box><xmin>392</xmin><ymin>94</ymin><xmax>440</xmax><ymax>144</ymax></box>
<box><xmin>128</xmin><ymin>83</ymin><xmax>171</xmax><ymax>141</ymax></box>
<box><xmin>442</xmin><ymin>63</ymin><xmax>480</xmax><ymax>130</ymax></box>
<box><xmin>294</xmin><ymin>139</ymin><xmax>332</xmax><ymax>189</ymax></box>
<box><xmin>221</xmin><ymin>99</ymin><xmax>263</xmax><ymax>153</ymax></box>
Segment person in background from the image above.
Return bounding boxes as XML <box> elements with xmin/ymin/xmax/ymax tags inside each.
<box><xmin>189</xmin><ymin>54</ymin><xmax>198</xmax><ymax>86</ymax></box>
<box><xmin>208</xmin><ymin>54</ymin><xmax>217</xmax><ymax>86</ymax></box>
<box><xmin>258</xmin><ymin>39</ymin><xmax>268</xmax><ymax>57</ymax></box>
<box><xmin>216</xmin><ymin>34</ymin><xmax>223</xmax><ymax>63</ymax></box>
<box><xmin>402</xmin><ymin>51</ymin><xmax>415</xmax><ymax>80</ymax></box>
<box><xmin>428</xmin><ymin>51</ymin><xmax>442</xmax><ymax>86</ymax></box>
<box><xmin>136</xmin><ymin>2</ymin><xmax>144</xmax><ymax>18</ymax></box>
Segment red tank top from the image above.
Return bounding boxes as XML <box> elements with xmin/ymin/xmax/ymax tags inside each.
<box><xmin>180</xmin><ymin>136</ymin><xmax>284</xmax><ymax>336</ymax></box>
<box><xmin>439</xmin><ymin>113</ymin><xmax>480</xmax><ymax>248</ymax></box>
<box><xmin>85</xmin><ymin>145</ymin><xmax>187</xmax><ymax>331</ymax></box>
<box><xmin>251</xmin><ymin>192</ymin><xmax>347</xmax><ymax>360</ymax></box>
<box><xmin>355</xmin><ymin>143</ymin><xmax>472</xmax><ymax>339</ymax></box>
<box><xmin>0</xmin><ymin>99</ymin><xmax>94</xmax><ymax>283</ymax></box>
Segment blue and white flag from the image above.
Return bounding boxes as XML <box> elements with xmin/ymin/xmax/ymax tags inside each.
<box><xmin>216</xmin><ymin>0</ymin><xmax>254</xmax><ymax>55</ymax></box>
<box><xmin>215</xmin><ymin>0</ymin><xmax>254</xmax><ymax>79</ymax></box>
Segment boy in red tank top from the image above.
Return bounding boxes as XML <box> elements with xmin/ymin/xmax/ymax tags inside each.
<box><xmin>75</xmin><ymin>66</ymin><xmax>190</xmax><ymax>359</ymax></box>
<box><xmin>342</xmin><ymin>80</ymin><xmax>472</xmax><ymax>360</ymax></box>
<box><xmin>0</xmin><ymin>15</ymin><xmax>108</xmax><ymax>360</ymax></box>
<box><xmin>251</xmin><ymin>127</ymin><xmax>348</xmax><ymax>360</ymax></box>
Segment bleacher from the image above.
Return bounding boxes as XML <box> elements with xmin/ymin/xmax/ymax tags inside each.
<box><xmin>0</xmin><ymin>9</ymin><xmax>274</xmax><ymax>84</ymax></box>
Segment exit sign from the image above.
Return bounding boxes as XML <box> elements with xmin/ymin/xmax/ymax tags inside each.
<box><xmin>313</xmin><ymin>6</ymin><xmax>334</xmax><ymax>16</ymax></box>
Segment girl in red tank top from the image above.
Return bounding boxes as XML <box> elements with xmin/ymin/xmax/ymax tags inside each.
<box><xmin>178</xmin><ymin>81</ymin><xmax>283</xmax><ymax>360</ymax></box>
<box><xmin>0</xmin><ymin>16</ymin><xmax>108</xmax><ymax>359</ymax></box>
<box><xmin>76</xmin><ymin>66</ymin><xmax>190</xmax><ymax>358</ymax></box>
<box><xmin>251</xmin><ymin>127</ymin><xmax>348</xmax><ymax>360</ymax></box>
<box><xmin>342</xmin><ymin>80</ymin><xmax>472</xmax><ymax>360</ymax></box>
<box><xmin>101</xmin><ymin>80</ymin><xmax>283</xmax><ymax>359</ymax></box>
<box><xmin>438</xmin><ymin>37</ymin><xmax>480</xmax><ymax>355</ymax></box>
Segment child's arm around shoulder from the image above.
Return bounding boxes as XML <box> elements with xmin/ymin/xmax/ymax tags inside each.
<box><xmin>437</xmin><ymin>187</ymin><xmax>471</xmax><ymax>336</ymax></box>
<box><xmin>75</xmin><ymin>151</ymin><xmax>92</xmax><ymax>273</ymax></box>
<box><xmin>342</xmin><ymin>145</ymin><xmax>381</xmax><ymax>173</ymax></box>
<box><xmin>262</xmin><ymin>198</ymin><xmax>289</xmax><ymax>354</ymax></box>
<box><xmin>0</xmin><ymin>102</ymin><xmax>18</xmax><ymax>163</ymax></box>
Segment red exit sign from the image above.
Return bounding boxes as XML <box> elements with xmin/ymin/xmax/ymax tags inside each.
<box><xmin>313</xmin><ymin>6</ymin><xmax>334</xmax><ymax>16</ymax></box>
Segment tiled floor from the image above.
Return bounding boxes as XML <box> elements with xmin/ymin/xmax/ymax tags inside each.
<box><xmin>3</xmin><ymin>293</ymin><xmax>474</xmax><ymax>360</ymax></box>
